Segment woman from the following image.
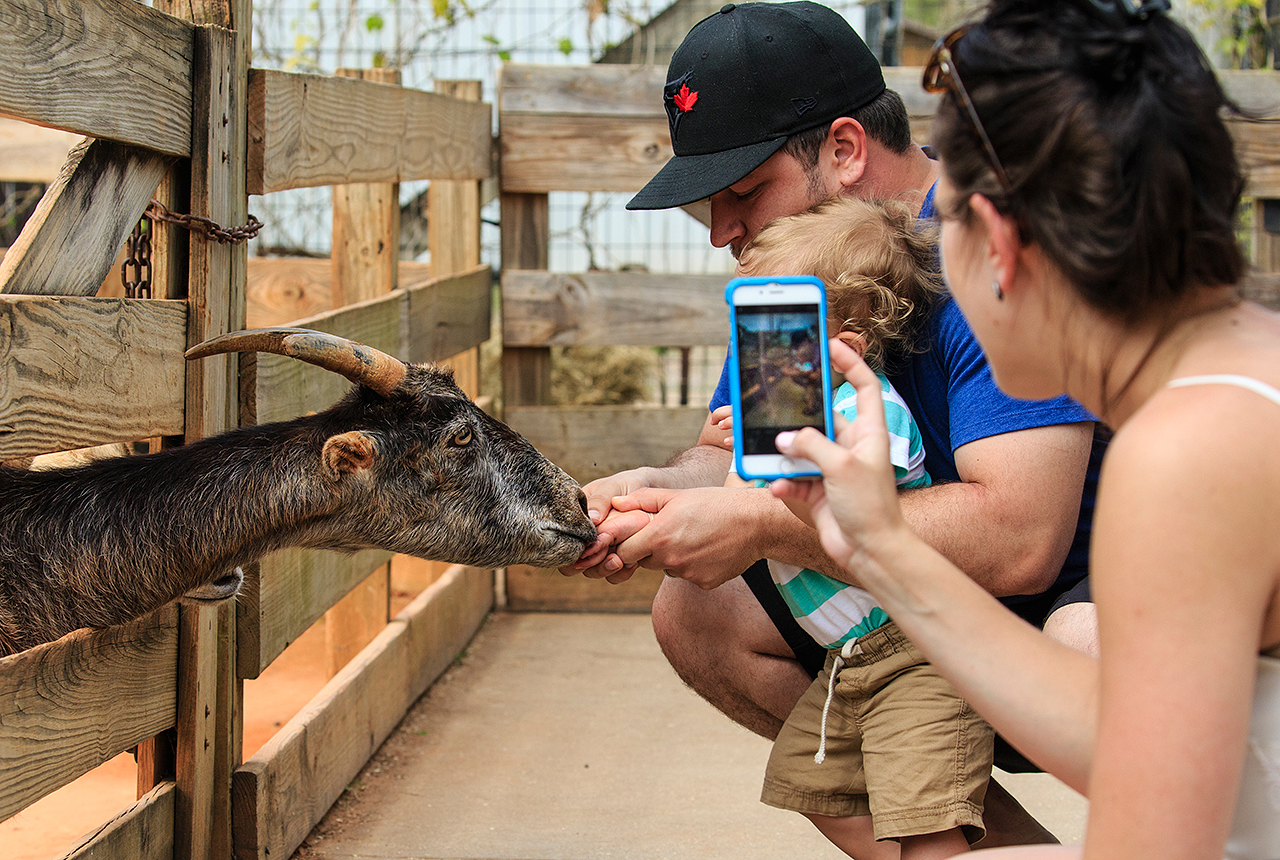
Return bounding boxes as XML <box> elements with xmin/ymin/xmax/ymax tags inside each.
<box><xmin>771</xmin><ymin>1</ymin><xmax>1280</xmax><ymax>858</ymax></box>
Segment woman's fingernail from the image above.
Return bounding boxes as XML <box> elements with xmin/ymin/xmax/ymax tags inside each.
<box><xmin>776</xmin><ymin>431</ymin><xmax>796</xmax><ymax>449</ymax></box>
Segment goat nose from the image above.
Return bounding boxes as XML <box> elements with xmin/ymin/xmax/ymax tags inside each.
<box><xmin>577</xmin><ymin>489</ymin><xmax>589</xmax><ymax>518</ymax></box>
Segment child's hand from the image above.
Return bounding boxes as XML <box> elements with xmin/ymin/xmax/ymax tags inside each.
<box><xmin>710</xmin><ymin>404</ymin><xmax>734</xmax><ymax>449</ymax></box>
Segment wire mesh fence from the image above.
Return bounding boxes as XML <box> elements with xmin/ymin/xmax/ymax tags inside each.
<box><xmin>235</xmin><ymin>1</ymin><xmax>872</xmax><ymax>407</ymax></box>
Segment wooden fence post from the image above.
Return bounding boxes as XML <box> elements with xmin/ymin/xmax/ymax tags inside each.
<box><xmin>155</xmin><ymin>1</ymin><xmax>251</xmax><ymax>857</ymax></box>
<box><xmin>375</xmin><ymin>79</ymin><xmax>493</xmax><ymax>602</ymax></box>
<box><xmin>500</xmin><ymin>192</ymin><xmax>552</xmax><ymax>408</ymax></box>
<box><xmin>1251</xmin><ymin>199</ymin><xmax>1280</xmax><ymax>309</ymax></box>
<box><xmin>331</xmin><ymin>68</ymin><xmax>403</xmax><ymax>306</ymax></box>
<box><xmin>323</xmin><ymin>67</ymin><xmax>403</xmax><ymax>677</ymax></box>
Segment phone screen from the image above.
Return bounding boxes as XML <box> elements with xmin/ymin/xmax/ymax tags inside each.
<box><xmin>734</xmin><ymin>302</ymin><xmax>827</xmax><ymax>455</ymax></box>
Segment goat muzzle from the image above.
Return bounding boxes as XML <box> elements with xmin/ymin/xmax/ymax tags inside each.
<box><xmin>186</xmin><ymin>327</ymin><xmax>407</xmax><ymax>396</ymax></box>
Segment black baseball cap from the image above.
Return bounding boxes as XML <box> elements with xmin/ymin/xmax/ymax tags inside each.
<box><xmin>626</xmin><ymin>1</ymin><xmax>885</xmax><ymax>211</ymax></box>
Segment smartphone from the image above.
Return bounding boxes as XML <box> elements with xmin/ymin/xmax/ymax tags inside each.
<box><xmin>726</xmin><ymin>276</ymin><xmax>835</xmax><ymax>481</ymax></box>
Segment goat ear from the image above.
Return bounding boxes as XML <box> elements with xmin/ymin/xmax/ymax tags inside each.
<box><xmin>322</xmin><ymin>431</ymin><xmax>379</xmax><ymax>478</ymax></box>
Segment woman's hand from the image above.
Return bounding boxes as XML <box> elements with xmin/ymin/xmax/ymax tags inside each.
<box><xmin>769</xmin><ymin>339</ymin><xmax>908</xmax><ymax>574</ymax></box>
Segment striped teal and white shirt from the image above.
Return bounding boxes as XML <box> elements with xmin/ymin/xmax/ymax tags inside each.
<box><xmin>769</xmin><ymin>374</ymin><xmax>930</xmax><ymax>649</ymax></box>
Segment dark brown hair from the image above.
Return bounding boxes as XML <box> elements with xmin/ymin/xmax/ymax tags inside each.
<box><xmin>782</xmin><ymin>87</ymin><xmax>915</xmax><ymax>170</ymax></box>
<box><xmin>932</xmin><ymin>0</ymin><xmax>1247</xmax><ymax>323</ymax></box>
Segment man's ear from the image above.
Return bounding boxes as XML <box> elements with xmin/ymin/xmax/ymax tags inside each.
<box><xmin>828</xmin><ymin>117</ymin><xmax>869</xmax><ymax>190</ymax></box>
<box><xmin>969</xmin><ymin>193</ymin><xmax>1020</xmax><ymax>292</ymax></box>
<box><xmin>322</xmin><ymin>430</ymin><xmax>379</xmax><ymax>478</ymax></box>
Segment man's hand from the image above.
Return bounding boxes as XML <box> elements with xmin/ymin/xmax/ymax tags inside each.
<box><xmin>566</xmin><ymin>506</ymin><xmax>655</xmax><ymax>584</ymax></box>
<box><xmin>558</xmin><ymin>413</ymin><xmax>737</xmax><ymax>583</ymax></box>
<box><xmin>578</xmin><ymin>468</ymin><xmax>657</xmax><ymax>529</ymax></box>
<box><xmin>559</xmin><ymin>469</ymin><xmax>660</xmax><ymax>584</ymax></box>
<box><xmin>609</xmin><ymin>486</ymin><xmax>770</xmax><ymax>590</ymax></box>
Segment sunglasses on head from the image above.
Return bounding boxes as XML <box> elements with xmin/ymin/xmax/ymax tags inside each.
<box><xmin>921</xmin><ymin>25</ymin><xmax>1012</xmax><ymax>193</ymax></box>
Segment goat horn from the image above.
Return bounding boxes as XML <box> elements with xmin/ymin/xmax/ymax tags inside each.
<box><xmin>185</xmin><ymin>328</ymin><xmax>407</xmax><ymax>397</ymax></box>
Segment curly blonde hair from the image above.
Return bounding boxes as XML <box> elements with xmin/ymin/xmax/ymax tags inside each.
<box><xmin>736</xmin><ymin>197</ymin><xmax>942</xmax><ymax>372</ymax></box>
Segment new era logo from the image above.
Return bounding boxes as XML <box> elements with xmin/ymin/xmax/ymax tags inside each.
<box><xmin>792</xmin><ymin>97</ymin><xmax>817</xmax><ymax>117</ymax></box>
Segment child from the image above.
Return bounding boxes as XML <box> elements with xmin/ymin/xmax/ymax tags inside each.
<box><xmin>724</xmin><ymin>196</ymin><xmax>994</xmax><ymax>859</ymax></box>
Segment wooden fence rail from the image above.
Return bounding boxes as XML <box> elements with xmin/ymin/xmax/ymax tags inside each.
<box><xmin>0</xmin><ymin>0</ymin><xmax>494</xmax><ymax>858</ymax></box>
<box><xmin>494</xmin><ymin>61</ymin><xmax>1280</xmax><ymax>611</ymax></box>
<box><xmin>4</xmin><ymin>7</ymin><xmax>1280</xmax><ymax>858</ymax></box>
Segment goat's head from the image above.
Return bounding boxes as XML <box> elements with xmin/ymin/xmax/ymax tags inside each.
<box><xmin>186</xmin><ymin>328</ymin><xmax>596</xmax><ymax>569</ymax></box>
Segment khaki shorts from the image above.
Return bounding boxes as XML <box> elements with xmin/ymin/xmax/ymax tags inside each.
<box><xmin>761</xmin><ymin>621</ymin><xmax>993</xmax><ymax>843</ymax></box>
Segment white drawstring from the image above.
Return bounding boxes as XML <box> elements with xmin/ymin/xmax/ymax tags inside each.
<box><xmin>815</xmin><ymin>638</ymin><xmax>862</xmax><ymax>764</ymax></box>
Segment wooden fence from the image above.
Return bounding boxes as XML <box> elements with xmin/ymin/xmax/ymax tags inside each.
<box><xmin>0</xmin><ymin>2</ymin><xmax>493</xmax><ymax>860</ymax></box>
<box><xmin>494</xmin><ymin>61</ymin><xmax>1280</xmax><ymax>610</ymax></box>
<box><xmin>3</xmin><ymin>4</ymin><xmax>1280</xmax><ymax>858</ymax></box>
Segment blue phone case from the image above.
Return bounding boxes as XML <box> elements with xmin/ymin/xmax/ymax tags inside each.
<box><xmin>725</xmin><ymin>276</ymin><xmax>835</xmax><ymax>481</ymax></box>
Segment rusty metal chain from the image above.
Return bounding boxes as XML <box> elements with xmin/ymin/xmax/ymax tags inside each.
<box><xmin>145</xmin><ymin>198</ymin><xmax>264</xmax><ymax>244</ymax></box>
<box><xmin>121</xmin><ymin>213</ymin><xmax>153</xmax><ymax>298</ymax></box>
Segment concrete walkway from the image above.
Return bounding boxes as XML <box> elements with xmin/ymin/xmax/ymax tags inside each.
<box><xmin>293</xmin><ymin>612</ymin><xmax>1086</xmax><ymax>860</ymax></box>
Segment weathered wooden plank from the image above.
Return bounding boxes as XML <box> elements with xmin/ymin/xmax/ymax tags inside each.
<box><xmin>247</xmin><ymin>69</ymin><xmax>492</xmax><ymax>195</ymax></box>
<box><xmin>253</xmin><ymin>291</ymin><xmax>404</xmax><ymax>425</ymax></box>
<box><xmin>429</xmin><ymin>80</ymin><xmax>485</xmax><ymax>279</ymax></box>
<box><xmin>1234</xmin><ymin>120</ymin><xmax>1280</xmax><ymax>199</ymax></box>
<box><xmin>59</xmin><ymin>781</ymin><xmax>176</xmax><ymax>860</ymax></box>
<box><xmin>496</xmin><ymin>65</ymin><xmax>1280</xmax><ymax>195</ymax></box>
<box><xmin>505</xmin><ymin>403</ymin><xmax>709</xmax><ymax>485</ymax></box>
<box><xmin>175</xmin><ymin>601</ymin><xmax>221</xmax><ymax>860</ymax></box>
<box><xmin>237</xmin><ymin>547</ymin><xmax>392</xmax><ymax>679</ymax></box>
<box><xmin>500</xmin><ymin>193</ymin><xmax>552</xmax><ymax>410</ymax></box>
<box><xmin>1220</xmin><ymin>69</ymin><xmax>1280</xmax><ymax>119</ymax></box>
<box><xmin>0</xmin><ymin>297</ymin><xmax>187</xmax><ymax>460</ymax></box>
<box><xmin>324</xmin><ymin>566</ymin><xmax>390</xmax><ymax>678</ymax></box>
<box><xmin>231</xmin><ymin>564</ymin><xmax>491</xmax><ymax>860</ymax></box>
<box><xmin>505</xmin><ymin>564</ymin><xmax>664</xmax><ymax>612</ymax></box>
<box><xmin>246</xmin><ymin>258</ymin><xmax>339</xmax><ymax>328</ymax></box>
<box><xmin>499</xmin><ymin>113</ymin><xmax>671</xmax><ymax>194</ymax></box>
<box><xmin>184</xmin><ymin>22</ymin><xmax>246</xmax><ymax>449</ymax></box>
<box><xmin>499</xmin><ymin>63</ymin><xmax>1280</xmax><ymax>121</ymax></box>
<box><xmin>177</xmin><ymin>22</ymin><xmax>247</xmax><ymax>860</ymax></box>
<box><xmin>0</xmin><ymin>138</ymin><xmax>174</xmax><ymax>296</ymax></box>
<box><xmin>248</xmin><ymin>267</ymin><xmax>490</xmax><ymax>425</ymax></box>
<box><xmin>0</xmin><ymin>0</ymin><xmax>194</xmax><ymax>156</ymax></box>
<box><xmin>881</xmin><ymin>66</ymin><xmax>942</xmax><ymax>118</ymax></box>
<box><xmin>502</xmin><ymin>270</ymin><xmax>729</xmax><ymax>348</ymax></box>
<box><xmin>0</xmin><ymin>118</ymin><xmax>79</xmax><ymax>183</ymax></box>
<box><xmin>0</xmin><ymin>606</ymin><xmax>179</xmax><ymax>824</ymax></box>
<box><xmin>405</xmin><ymin>264</ymin><xmax>492</xmax><ymax>364</ymax></box>
<box><xmin>499</xmin><ymin>113</ymin><xmax>1270</xmax><ymax>196</ymax></box>
<box><xmin>331</xmin><ymin>67</ymin><xmax>402</xmax><ymax>308</ymax></box>
<box><xmin>495</xmin><ymin>63</ymin><xmax>943</xmax><ymax>121</ymax></box>
<box><xmin>499</xmin><ymin>63</ymin><xmax>666</xmax><ymax>117</ymax></box>
<box><xmin>245</xmin><ymin>258</ymin><xmax>433</xmax><ymax>329</ymax></box>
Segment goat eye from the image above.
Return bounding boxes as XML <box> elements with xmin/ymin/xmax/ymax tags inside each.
<box><xmin>450</xmin><ymin>428</ymin><xmax>473</xmax><ymax>447</ymax></box>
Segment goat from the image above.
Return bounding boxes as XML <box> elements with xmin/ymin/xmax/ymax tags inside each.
<box><xmin>0</xmin><ymin>328</ymin><xmax>596</xmax><ymax>657</ymax></box>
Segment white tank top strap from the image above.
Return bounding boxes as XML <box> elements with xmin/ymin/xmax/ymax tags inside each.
<box><xmin>1165</xmin><ymin>374</ymin><xmax>1280</xmax><ymax>408</ymax></box>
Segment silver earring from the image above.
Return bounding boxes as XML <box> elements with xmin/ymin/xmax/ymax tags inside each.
<box><xmin>991</xmin><ymin>279</ymin><xmax>1004</xmax><ymax>301</ymax></box>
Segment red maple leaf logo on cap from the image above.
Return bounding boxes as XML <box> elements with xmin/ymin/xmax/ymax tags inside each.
<box><xmin>673</xmin><ymin>84</ymin><xmax>698</xmax><ymax>113</ymax></box>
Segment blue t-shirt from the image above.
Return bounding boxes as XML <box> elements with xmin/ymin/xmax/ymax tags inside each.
<box><xmin>710</xmin><ymin>184</ymin><xmax>1104</xmax><ymax>622</ymax></box>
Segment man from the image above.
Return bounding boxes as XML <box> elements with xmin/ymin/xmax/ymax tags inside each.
<box><xmin>560</xmin><ymin>1</ymin><xmax>1103</xmax><ymax>850</ymax></box>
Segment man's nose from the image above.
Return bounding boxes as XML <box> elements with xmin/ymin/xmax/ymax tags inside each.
<box><xmin>708</xmin><ymin>195</ymin><xmax>746</xmax><ymax>251</ymax></box>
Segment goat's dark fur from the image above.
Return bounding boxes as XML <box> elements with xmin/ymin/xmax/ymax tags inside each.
<box><xmin>0</xmin><ymin>362</ymin><xmax>595</xmax><ymax>657</ymax></box>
